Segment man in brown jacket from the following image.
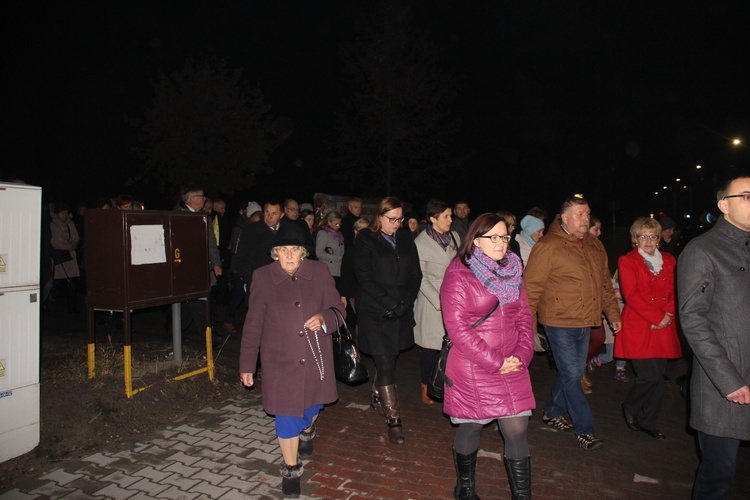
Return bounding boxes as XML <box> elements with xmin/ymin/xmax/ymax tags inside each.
<box><xmin>523</xmin><ymin>197</ymin><xmax>621</xmax><ymax>450</ymax></box>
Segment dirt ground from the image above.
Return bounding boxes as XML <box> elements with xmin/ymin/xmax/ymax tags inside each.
<box><xmin>0</xmin><ymin>300</ymin><xmax>248</xmax><ymax>490</ymax></box>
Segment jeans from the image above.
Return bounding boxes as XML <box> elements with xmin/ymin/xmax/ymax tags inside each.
<box><xmin>596</xmin><ymin>343</ymin><xmax>627</xmax><ymax>369</ymax></box>
<box><xmin>543</xmin><ymin>326</ymin><xmax>595</xmax><ymax>436</ymax></box>
<box><xmin>692</xmin><ymin>431</ymin><xmax>740</xmax><ymax>499</ymax></box>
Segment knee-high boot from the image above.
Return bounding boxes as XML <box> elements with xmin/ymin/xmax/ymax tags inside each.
<box><xmin>453</xmin><ymin>449</ymin><xmax>481</xmax><ymax>499</ymax></box>
<box><xmin>371</xmin><ymin>377</ymin><xmax>384</xmax><ymax>415</ymax></box>
<box><xmin>378</xmin><ymin>384</ymin><xmax>405</xmax><ymax>444</ymax></box>
<box><xmin>504</xmin><ymin>456</ymin><xmax>531</xmax><ymax>500</ymax></box>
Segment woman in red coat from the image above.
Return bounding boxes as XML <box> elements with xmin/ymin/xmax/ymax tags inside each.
<box><xmin>440</xmin><ymin>213</ymin><xmax>535</xmax><ymax>499</ymax></box>
<box><xmin>239</xmin><ymin>222</ymin><xmax>345</xmax><ymax>497</ymax></box>
<box><xmin>615</xmin><ymin>217</ymin><xmax>682</xmax><ymax>440</ymax></box>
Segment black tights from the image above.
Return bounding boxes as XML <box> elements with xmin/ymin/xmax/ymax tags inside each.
<box><xmin>453</xmin><ymin>416</ymin><xmax>529</xmax><ymax>459</ymax></box>
<box><xmin>372</xmin><ymin>355</ymin><xmax>397</xmax><ymax>387</ymax></box>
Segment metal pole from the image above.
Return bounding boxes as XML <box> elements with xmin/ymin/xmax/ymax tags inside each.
<box><xmin>172</xmin><ymin>302</ymin><xmax>182</xmax><ymax>363</ymax></box>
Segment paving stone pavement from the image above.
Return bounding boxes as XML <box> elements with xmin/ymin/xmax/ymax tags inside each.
<box><xmin>1</xmin><ymin>345</ymin><xmax>748</xmax><ymax>499</ymax></box>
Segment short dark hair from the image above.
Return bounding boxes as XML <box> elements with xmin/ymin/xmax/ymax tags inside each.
<box><xmin>559</xmin><ymin>197</ymin><xmax>588</xmax><ymax>215</ymax></box>
<box><xmin>717</xmin><ymin>174</ymin><xmax>750</xmax><ymax>201</ymax></box>
<box><xmin>527</xmin><ymin>206</ymin><xmax>548</xmax><ymax>221</ymax></box>
<box><xmin>425</xmin><ymin>198</ymin><xmax>451</xmax><ymax>221</ymax></box>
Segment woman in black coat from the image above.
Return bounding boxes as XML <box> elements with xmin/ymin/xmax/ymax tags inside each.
<box><xmin>353</xmin><ymin>196</ymin><xmax>423</xmax><ymax>444</ymax></box>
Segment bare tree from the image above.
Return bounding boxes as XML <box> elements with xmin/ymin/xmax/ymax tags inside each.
<box><xmin>131</xmin><ymin>55</ymin><xmax>286</xmax><ymax>196</ymax></box>
<box><xmin>331</xmin><ymin>1</ymin><xmax>465</xmax><ymax>198</ymax></box>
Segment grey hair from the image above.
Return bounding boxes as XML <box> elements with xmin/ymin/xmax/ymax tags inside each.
<box><xmin>270</xmin><ymin>246</ymin><xmax>310</xmax><ymax>259</ymax></box>
<box><xmin>326</xmin><ymin>210</ymin><xmax>343</xmax><ymax>222</ymax></box>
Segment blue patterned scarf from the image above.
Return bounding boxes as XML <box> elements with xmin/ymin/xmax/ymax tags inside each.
<box><xmin>466</xmin><ymin>246</ymin><xmax>523</xmax><ymax>305</ymax></box>
<box><xmin>425</xmin><ymin>224</ymin><xmax>452</xmax><ymax>251</ymax></box>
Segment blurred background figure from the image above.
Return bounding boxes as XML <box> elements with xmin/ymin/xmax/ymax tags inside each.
<box><xmin>223</xmin><ymin>201</ymin><xmax>262</xmax><ymax>332</ymax></box>
<box><xmin>341</xmin><ymin>197</ymin><xmax>363</xmax><ymax>251</ymax></box>
<box><xmin>50</xmin><ymin>202</ymin><xmax>81</xmax><ymax>313</ymax></box>
<box><xmin>496</xmin><ymin>209</ymin><xmax>519</xmax><ymax>260</ymax></box>
<box><xmin>405</xmin><ymin>211</ymin><xmax>421</xmax><ymax>239</ymax></box>
<box><xmin>658</xmin><ymin>216</ymin><xmax>676</xmax><ymax>254</ymax></box>
<box><xmin>115</xmin><ymin>193</ymin><xmax>134</xmax><ymax>210</ymax></box>
<box><xmin>316</xmin><ymin>210</ymin><xmax>345</xmax><ymax>294</ymax></box>
<box><xmin>339</xmin><ymin>217</ymin><xmax>370</xmax><ymax>328</ymax></box>
<box><xmin>587</xmin><ymin>272</ymin><xmax>630</xmax><ymax>383</ymax></box>
<box><xmin>582</xmin><ymin>215</ymin><xmax>604</xmax><ymax>394</ymax></box>
<box><xmin>516</xmin><ymin>214</ymin><xmax>545</xmax><ymax>267</ymax></box>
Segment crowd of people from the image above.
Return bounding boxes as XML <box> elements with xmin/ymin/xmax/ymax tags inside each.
<box><xmin>37</xmin><ymin>175</ymin><xmax>749</xmax><ymax>499</ymax></box>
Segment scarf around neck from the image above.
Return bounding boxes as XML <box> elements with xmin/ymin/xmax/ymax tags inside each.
<box><xmin>466</xmin><ymin>246</ymin><xmax>523</xmax><ymax>305</ymax></box>
<box><xmin>425</xmin><ymin>224</ymin><xmax>452</xmax><ymax>250</ymax></box>
<box><xmin>321</xmin><ymin>222</ymin><xmax>344</xmax><ymax>245</ymax></box>
<box><xmin>638</xmin><ymin>247</ymin><xmax>663</xmax><ymax>274</ymax></box>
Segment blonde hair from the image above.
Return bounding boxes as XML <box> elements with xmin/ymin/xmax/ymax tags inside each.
<box><xmin>629</xmin><ymin>217</ymin><xmax>661</xmax><ymax>246</ymax></box>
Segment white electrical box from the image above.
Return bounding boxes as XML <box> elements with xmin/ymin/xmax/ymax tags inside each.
<box><xmin>0</xmin><ymin>182</ymin><xmax>42</xmax><ymax>463</ymax></box>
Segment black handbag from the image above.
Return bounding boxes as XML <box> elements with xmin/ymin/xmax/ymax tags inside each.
<box><xmin>51</xmin><ymin>248</ymin><xmax>73</xmax><ymax>265</ymax></box>
<box><xmin>427</xmin><ymin>299</ymin><xmax>500</xmax><ymax>400</ymax></box>
<box><xmin>330</xmin><ymin>307</ymin><xmax>369</xmax><ymax>385</ymax></box>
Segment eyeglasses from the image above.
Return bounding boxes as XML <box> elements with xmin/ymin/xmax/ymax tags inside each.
<box><xmin>638</xmin><ymin>235</ymin><xmax>659</xmax><ymax>241</ymax></box>
<box><xmin>722</xmin><ymin>193</ymin><xmax>750</xmax><ymax>201</ymax></box>
<box><xmin>477</xmin><ymin>234</ymin><xmax>511</xmax><ymax>244</ymax></box>
<box><xmin>380</xmin><ymin>215</ymin><xmax>404</xmax><ymax>224</ymax></box>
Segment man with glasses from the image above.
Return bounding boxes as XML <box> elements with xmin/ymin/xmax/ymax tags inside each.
<box><xmin>677</xmin><ymin>174</ymin><xmax>750</xmax><ymax>499</ymax></box>
<box><xmin>523</xmin><ymin>197</ymin><xmax>621</xmax><ymax>450</ymax></box>
<box><xmin>173</xmin><ymin>184</ymin><xmax>223</xmax><ymax>337</ymax></box>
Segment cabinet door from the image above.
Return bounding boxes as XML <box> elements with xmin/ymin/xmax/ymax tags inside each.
<box><xmin>170</xmin><ymin>213</ymin><xmax>210</xmax><ymax>300</ymax></box>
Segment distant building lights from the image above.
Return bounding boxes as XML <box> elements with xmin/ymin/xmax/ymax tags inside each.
<box><xmin>696</xmin><ymin>165</ymin><xmax>702</xmax><ymax>169</ymax></box>
<box><xmin>676</xmin><ymin>178</ymin><xmax>681</xmax><ymax>182</ymax></box>
<box><xmin>732</xmin><ymin>138</ymin><xmax>742</xmax><ymax>146</ymax></box>
<box><xmin>663</xmin><ymin>186</ymin><xmax>668</xmax><ymax>190</ymax></box>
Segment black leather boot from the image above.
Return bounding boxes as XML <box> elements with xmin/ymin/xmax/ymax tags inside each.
<box><xmin>379</xmin><ymin>384</ymin><xmax>405</xmax><ymax>444</ymax></box>
<box><xmin>504</xmin><ymin>456</ymin><xmax>531</xmax><ymax>500</ymax></box>
<box><xmin>453</xmin><ymin>448</ymin><xmax>481</xmax><ymax>499</ymax></box>
<box><xmin>280</xmin><ymin>462</ymin><xmax>303</xmax><ymax>498</ymax></box>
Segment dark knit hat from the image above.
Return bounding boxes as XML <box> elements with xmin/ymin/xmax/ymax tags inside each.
<box><xmin>659</xmin><ymin>216</ymin><xmax>675</xmax><ymax>230</ymax></box>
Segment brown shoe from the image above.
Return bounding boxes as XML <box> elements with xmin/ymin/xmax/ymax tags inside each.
<box><xmin>420</xmin><ymin>383</ymin><xmax>435</xmax><ymax>404</ymax></box>
<box><xmin>222</xmin><ymin>321</ymin><xmax>236</xmax><ymax>332</ymax></box>
<box><xmin>581</xmin><ymin>373</ymin><xmax>593</xmax><ymax>395</ymax></box>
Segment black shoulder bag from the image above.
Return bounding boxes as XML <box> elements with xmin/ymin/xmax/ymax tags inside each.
<box><xmin>427</xmin><ymin>299</ymin><xmax>500</xmax><ymax>400</ymax></box>
<box><xmin>330</xmin><ymin>307</ymin><xmax>369</xmax><ymax>386</ymax></box>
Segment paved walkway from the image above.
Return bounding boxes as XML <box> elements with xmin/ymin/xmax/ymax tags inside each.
<box><xmin>2</xmin><ymin>318</ymin><xmax>749</xmax><ymax>498</ymax></box>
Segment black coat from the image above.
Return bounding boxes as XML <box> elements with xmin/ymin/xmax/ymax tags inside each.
<box><xmin>353</xmin><ymin>229</ymin><xmax>422</xmax><ymax>355</ymax></box>
<box><xmin>233</xmin><ymin>220</ymin><xmax>277</xmax><ymax>284</ymax></box>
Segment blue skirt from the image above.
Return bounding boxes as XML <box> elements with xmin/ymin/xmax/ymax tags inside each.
<box><xmin>275</xmin><ymin>405</ymin><xmax>324</xmax><ymax>439</ymax></box>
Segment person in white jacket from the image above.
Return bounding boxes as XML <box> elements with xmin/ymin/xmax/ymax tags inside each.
<box><xmin>515</xmin><ymin>214</ymin><xmax>544</xmax><ymax>266</ymax></box>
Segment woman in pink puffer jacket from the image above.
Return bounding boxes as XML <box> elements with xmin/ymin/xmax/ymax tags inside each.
<box><xmin>440</xmin><ymin>213</ymin><xmax>536</xmax><ymax>500</ymax></box>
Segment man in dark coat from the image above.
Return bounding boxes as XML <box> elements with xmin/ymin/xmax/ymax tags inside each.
<box><xmin>172</xmin><ymin>184</ymin><xmax>223</xmax><ymax>335</ymax></box>
<box><xmin>340</xmin><ymin>197</ymin><xmax>363</xmax><ymax>251</ymax></box>
<box><xmin>233</xmin><ymin>201</ymin><xmax>283</xmax><ymax>286</ymax></box>
<box><xmin>677</xmin><ymin>174</ymin><xmax>750</xmax><ymax>499</ymax></box>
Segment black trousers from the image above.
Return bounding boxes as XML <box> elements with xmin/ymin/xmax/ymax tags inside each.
<box><xmin>623</xmin><ymin>358</ymin><xmax>667</xmax><ymax>429</ymax></box>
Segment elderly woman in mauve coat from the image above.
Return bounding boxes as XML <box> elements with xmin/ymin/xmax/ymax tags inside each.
<box><xmin>353</xmin><ymin>196</ymin><xmax>422</xmax><ymax>445</ymax></box>
<box><xmin>239</xmin><ymin>222</ymin><xmax>344</xmax><ymax>498</ymax></box>
<box><xmin>615</xmin><ymin>217</ymin><xmax>681</xmax><ymax>440</ymax></box>
<box><xmin>440</xmin><ymin>213</ymin><xmax>535</xmax><ymax>500</ymax></box>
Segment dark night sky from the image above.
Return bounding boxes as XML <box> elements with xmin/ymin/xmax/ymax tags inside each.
<box><xmin>3</xmin><ymin>1</ymin><xmax>749</xmax><ymax>220</ymax></box>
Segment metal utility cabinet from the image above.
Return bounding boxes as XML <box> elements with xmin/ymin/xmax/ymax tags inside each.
<box><xmin>84</xmin><ymin>210</ymin><xmax>214</xmax><ymax>397</ymax></box>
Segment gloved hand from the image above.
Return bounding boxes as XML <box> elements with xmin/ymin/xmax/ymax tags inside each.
<box><xmin>393</xmin><ymin>301</ymin><xmax>409</xmax><ymax>318</ymax></box>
